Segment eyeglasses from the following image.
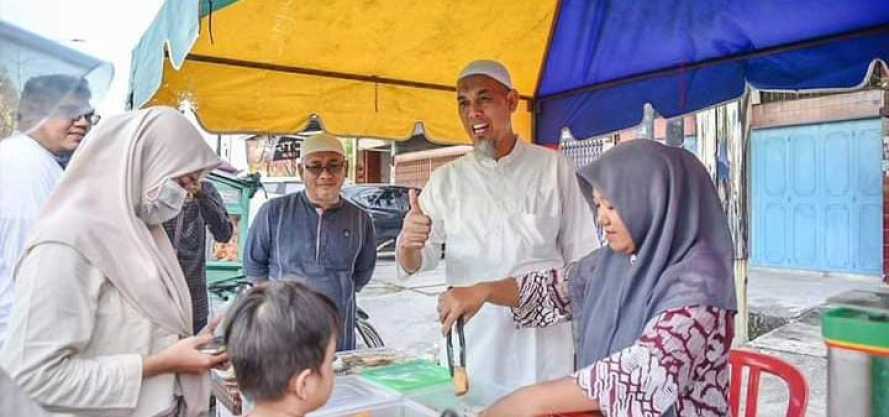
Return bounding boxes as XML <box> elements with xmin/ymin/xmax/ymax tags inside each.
<box><xmin>71</xmin><ymin>111</ymin><xmax>101</xmax><ymax>125</ymax></box>
<box><xmin>303</xmin><ymin>163</ymin><xmax>346</xmax><ymax>176</ymax></box>
<box><xmin>56</xmin><ymin>106</ymin><xmax>101</xmax><ymax>125</ymax></box>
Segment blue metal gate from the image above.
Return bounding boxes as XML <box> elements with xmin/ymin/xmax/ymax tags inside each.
<box><xmin>751</xmin><ymin>119</ymin><xmax>883</xmax><ymax>275</ymax></box>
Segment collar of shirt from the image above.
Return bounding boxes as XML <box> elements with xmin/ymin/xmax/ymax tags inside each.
<box><xmin>298</xmin><ymin>190</ymin><xmax>345</xmax><ymax>214</ymax></box>
<box><xmin>471</xmin><ymin>137</ymin><xmax>526</xmax><ymax>169</ymax></box>
<box><xmin>16</xmin><ymin>131</ymin><xmax>62</xmax><ymax>161</ymax></box>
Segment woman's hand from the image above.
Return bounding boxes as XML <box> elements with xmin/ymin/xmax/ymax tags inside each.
<box><xmin>143</xmin><ymin>333</ymin><xmax>229</xmax><ymax>378</ymax></box>
<box><xmin>481</xmin><ymin>378</ymin><xmax>600</xmax><ymax>417</ymax></box>
<box><xmin>481</xmin><ymin>386</ymin><xmax>539</xmax><ymax>417</ymax></box>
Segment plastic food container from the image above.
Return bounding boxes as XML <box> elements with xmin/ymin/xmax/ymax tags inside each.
<box><xmin>404</xmin><ymin>380</ymin><xmax>511</xmax><ymax>416</ymax></box>
<box><xmin>309</xmin><ymin>375</ymin><xmax>402</xmax><ymax>417</ymax></box>
<box><xmin>822</xmin><ymin>306</ymin><xmax>889</xmax><ymax>417</ymax></box>
<box><xmin>317</xmin><ymin>400</ymin><xmax>439</xmax><ymax>417</ymax></box>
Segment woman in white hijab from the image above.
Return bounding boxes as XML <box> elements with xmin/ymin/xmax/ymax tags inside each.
<box><xmin>0</xmin><ymin>107</ymin><xmax>227</xmax><ymax>417</ymax></box>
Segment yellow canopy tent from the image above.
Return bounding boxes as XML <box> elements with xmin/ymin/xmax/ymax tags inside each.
<box><xmin>132</xmin><ymin>0</ymin><xmax>558</xmax><ymax>144</ymax></box>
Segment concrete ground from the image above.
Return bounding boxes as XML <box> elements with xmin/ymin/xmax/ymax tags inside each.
<box><xmin>741</xmin><ymin>268</ymin><xmax>885</xmax><ymax>417</ymax></box>
<box><xmin>746</xmin><ymin>267</ymin><xmax>880</xmax><ymax>338</ymax></box>
<box><xmin>358</xmin><ymin>258</ymin><xmax>888</xmax><ymax>416</ymax></box>
<box><xmin>358</xmin><ymin>255</ymin><xmax>447</xmax><ymax>361</ymax></box>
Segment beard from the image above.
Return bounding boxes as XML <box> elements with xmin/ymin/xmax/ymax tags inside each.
<box><xmin>473</xmin><ymin>138</ymin><xmax>497</xmax><ymax>160</ymax></box>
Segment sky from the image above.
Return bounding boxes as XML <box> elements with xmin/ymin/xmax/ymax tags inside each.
<box><xmin>1</xmin><ymin>0</ymin><xmax>166</xmax><ymax>116</ymax></box>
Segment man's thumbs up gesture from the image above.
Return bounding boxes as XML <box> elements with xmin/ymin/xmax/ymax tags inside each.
<box><xmin>397</xmin><ymin>189</ymin><xmax>433</xmax><ymax>274</ymax></box>
<box><xmin>399</xmin><ymin>189</ymin><xmax>431</xmax><ymax>250</ymax></box>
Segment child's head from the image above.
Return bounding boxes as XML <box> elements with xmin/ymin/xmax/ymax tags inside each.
<box><xmin>224</xmin><ymin>281</ymin><xmax>341</xmax><ymax>413</ymax></box>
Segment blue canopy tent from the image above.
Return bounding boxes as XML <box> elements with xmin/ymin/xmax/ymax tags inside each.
<box><xmin>534</xmin><ymin>0</ymin><xmax>889</xmax><ymax>144</ymax></box>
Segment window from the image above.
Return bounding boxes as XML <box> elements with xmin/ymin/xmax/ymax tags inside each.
<box><xmin>353</xmin><ymin>189</ymin><xmax>382</xmax><ymax>208</ymax></box>
<box><xmin>377</xmin><ymin>188</ymin><xmax>410</xmax><ymax>212</ymax></box>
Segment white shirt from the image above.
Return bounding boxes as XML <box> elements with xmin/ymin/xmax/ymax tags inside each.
<box><xmin>1</xmin><ymin>368</ymin><xmax>52</xmax><ymax>416</ymax></box>
<box><xmin>0</xmin><ymin>133</ymin><xmax>63</xmax><ymax>347</ymax></box>
<box><xmin>399</xmin><ymin>140</ymin><xmax>597</xmax><ymax>394</ymax></box>
<box><xmin>0</xmin><ymin>243</ymin><xmax>180</xmax><ymax>417</ymax></box>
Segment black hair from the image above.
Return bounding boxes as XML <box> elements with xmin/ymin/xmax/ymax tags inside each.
<box><xmin>223</xmin><ymin>281</ymin><xmax>341</xmax><ymax>402</ymax></box>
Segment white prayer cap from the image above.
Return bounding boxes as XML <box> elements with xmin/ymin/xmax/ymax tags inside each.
<box><xmin>457</xmin><ymin>59</ymin><xmax>513</xmax><ymax>90</ymax></box>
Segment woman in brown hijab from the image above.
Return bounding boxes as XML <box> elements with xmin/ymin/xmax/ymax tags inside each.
<box><xmin>0</xmin><ymin>107</ymin><xmax>227</xmax><ymax>417</ymax></box>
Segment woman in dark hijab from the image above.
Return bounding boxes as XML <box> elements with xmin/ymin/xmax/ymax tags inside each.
<box><xmin>439</xmin><ymin>140</ymin><xmax>737</xmax><ymax>417</ymax></box>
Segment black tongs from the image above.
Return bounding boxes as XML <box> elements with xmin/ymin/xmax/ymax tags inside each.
<box><xmin>446</xmin><ymin>316</ymin><xmax>469</xmax><ymax>395</ymax></box>
<box><xmin>446</xmin><ymin>316</ymin><xmax>466</xmax><ymax>374</ymax></box>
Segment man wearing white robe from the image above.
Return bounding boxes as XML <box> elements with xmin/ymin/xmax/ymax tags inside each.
<box><xmin>0</xmin><ymin>75</ymin><xmax>94</xmax><ymax>346</ymax></box>
<box><xmin>396</xmin><ymin>60</ymin><xmax>597</xmax><ymax>394</ymax></box>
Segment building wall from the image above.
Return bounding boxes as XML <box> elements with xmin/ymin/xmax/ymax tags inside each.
<box><xmin>750</xmin><ymin>89</ymin><xmax>886</xmax><ymax>280</ymax></box>
<box><xmin>653</xmin><ymin>115</ymin><xmax>698</xmax><ymax>139</ymax></box>
<box><xmin>751</xmin><ymin>89</ymin><xmax>884</xmax><ymax>129</ymax></box>
<box><xmin>393</xmin><ymin>146</ymin><xmax>472</xmax><ymax>188</ymax></box>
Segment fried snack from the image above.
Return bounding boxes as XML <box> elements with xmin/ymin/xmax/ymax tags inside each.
<box><xmin>341</xmin><ymin>352</ymin><xmax>396</xmax><ymax>368</ymax></box>
<box><xmin>360</xmin><ymin>354</ymin><xmax>395</xmax><ymax>367</ymax></box>
<box><xmin>452</xmin><ymin>367</ymin><xmax>469</xmax><ymax>396</ymax></box>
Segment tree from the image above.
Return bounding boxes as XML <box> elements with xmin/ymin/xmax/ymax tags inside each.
<box><xmin>0</xmin><ymin>68</ymin><xmax>19</xmax><ymax>138</ymax></box>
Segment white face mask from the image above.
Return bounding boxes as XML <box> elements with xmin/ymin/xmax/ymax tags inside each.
<box><xmin>138</xmin><ymin>178</ymin><xmax>188</xmax><ymax>225</ymax></box>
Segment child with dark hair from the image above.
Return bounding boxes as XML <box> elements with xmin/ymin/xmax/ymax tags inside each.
<box><xmin>224</xmin><ymin>281</ymin><xmax>341</xmax><ymax>417</ymax></box>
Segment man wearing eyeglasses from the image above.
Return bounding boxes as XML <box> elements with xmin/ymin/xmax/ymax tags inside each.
<box><xmin>15</xmin><ymin>75</ymin><xmax>99</xmax><ymax>169</ymax></box>
<box><xmin>244</xmin><ymin>133</ymin><xmax>376</xmax><ymax>350</ymax></box>
<box><xmin>0</xmin><ymin>74</ymin><xmax>96</xmax><ymax>347</ymax></box>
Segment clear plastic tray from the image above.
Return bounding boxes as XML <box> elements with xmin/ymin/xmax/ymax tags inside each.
<box><xmin>325</xmin><ymin>400</ymin><xmax>439</xmax><ymax>417</ymax></box>
<box><xmin>309</xmin><ymin>375</ymin><xmax>402</xmax><ymax>417</ymax></box>
<box><xmin>404</xmin><ymin>381</ymin><xmax>511</xmax><ymax>416</ymax></box>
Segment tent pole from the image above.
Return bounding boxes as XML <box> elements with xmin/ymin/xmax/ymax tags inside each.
<box><xmin>727</xmin><ymin>94</ymin><xmax>752</xmax><ymax>345</ymax></box>
<box><xmin>697</xmin><ymin>99</ymin><xmax>750</xmax><ymax>344</ymax></box>
<box><xmin>882</xmin><ymin>81</ymin><xmax>889</xmax><ymax>284</ymax></box>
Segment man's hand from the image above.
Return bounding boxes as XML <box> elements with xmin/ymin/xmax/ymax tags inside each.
<box><xmin>176</xmin><ymin>173</ymin><xmax>204</xmax><ymax>198</ymax></box>
<box><xmin>399</xmin><ymin>189</ymin><xmax>431</xmax><ymax>249</ymax></box>
<box><xmin>438</xmin><ymin>284</ymin><xmax>491</xmax><ymax>336</ymax></box>
<box><xmin>438</xmin><ymin>278</ymin><xmax>520</xmax><ymax>335</ymax></box>
<box><xmin>397</xmin><ymin>189</ymin><xmax>431</xmax><ymax>273</ymax></box>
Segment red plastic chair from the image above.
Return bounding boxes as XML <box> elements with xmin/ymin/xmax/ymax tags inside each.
<box><xmin>729</xmin><ymin>349</ymin><xmax>809</xmax><ymax>417</ymax></box>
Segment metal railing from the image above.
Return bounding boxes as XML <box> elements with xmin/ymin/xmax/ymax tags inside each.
<box><xmin>559</xmin><ymin>134</ymin><xmax>617</xmax><ymax>169</ymax></box>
